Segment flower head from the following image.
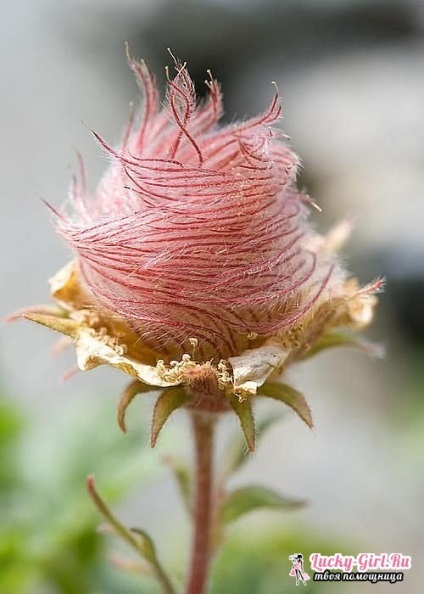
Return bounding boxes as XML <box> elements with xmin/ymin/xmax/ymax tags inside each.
<box><xmin>56</xmin><ymin>54</ymin><xmax>335</xmax><ymax>361</ymax></box>
<box><xmin>15</xmin><ymin>52</ymin><xmax>381</xmax><ymax>445</ymax></box>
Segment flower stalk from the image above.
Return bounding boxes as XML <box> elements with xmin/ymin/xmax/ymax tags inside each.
<box><xmin>186</xmin><ymin>411</ymin><xmax>216</xmax><ymax>594</ymax></box>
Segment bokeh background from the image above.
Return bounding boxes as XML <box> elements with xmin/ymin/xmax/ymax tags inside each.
<box><xmin>1</xmin><ymin>0</ymin><xmax>423</xmax><ymax>592</ymax></box>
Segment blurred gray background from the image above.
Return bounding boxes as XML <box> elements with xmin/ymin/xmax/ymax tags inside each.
<box><xmin>1</xmin><ymin>0</ymin><xmax>424</xmax><ymax>592</ymax></box>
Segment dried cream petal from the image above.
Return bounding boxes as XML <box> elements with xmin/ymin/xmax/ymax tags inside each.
<box><xmin>48</xmin><ymin>260</ymin><xmax>159</xmax><ymax>366</ymax></box>
<box><xmin>50</xmin><ymin>260</ymin><xmax>90</xmax><ymax>311</ymax></box>
<box><xmin>74</xmin><ymin>328</ymin><xmax>183</xmax><ymax>388</ymax></box>
<box><xmin>333</xmin><ymin>279</ymin><xmax>380</xmax><ymax>330</ymax></box>
<box><xmin>228</xmin><ymin>344</ymin><xmax>288</xmax><ymax>397</ymax></box>
<box><xmin>345</xmin><ymin>291</ymin><xmax>377</xmax><ymax>329</ymax></box>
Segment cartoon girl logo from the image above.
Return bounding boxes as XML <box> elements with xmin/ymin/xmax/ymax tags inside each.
<box><xmin>289</xmin><ymin>553</ymin><xmax>310</xmax><ymax>586</ymax></box>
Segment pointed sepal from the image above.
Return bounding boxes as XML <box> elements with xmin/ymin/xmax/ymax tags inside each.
<box><xmin>117</xmin><ymin>380</ymin><xmax>155</xmax><ymax>433</ymax></box>
<box><xmin>151</xmin><ymin>387</ymin><xmax>190</xmax><ymax>447</ymax></box>
<box><xmin>221</xmin><ymin>410</ymin><xmax>284</xmax><ymax>477</ymax></box>
<box><xmin>302</xmin><ymin>329</ymin><xmax>384</xmax><ymax>360</ymax></box>
<box><xmin>258</xmin><ymin>382</ymin><xmax>313</xmax><ymax>428</ymax></box>
<box><xmin>20</xmin><ymin>311</ymin><xmax>78</xmax><ymax>338</ymax></box>
<box><xmin>229</xmin><ymin>396</ymin><xmax>255</xmax><ymax>452</ymax></box>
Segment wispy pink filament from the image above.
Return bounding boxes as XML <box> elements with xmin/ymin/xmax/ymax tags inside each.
<box><xmin>56</xmin><ymin>56</ymin><xmax>334</xmax><ymax>359</ymax></box>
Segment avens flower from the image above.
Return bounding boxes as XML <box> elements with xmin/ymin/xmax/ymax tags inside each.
<box><xmin>16</xmin><ymin>52</ymin><xmax>381</xmax><ymax>446</ymax></box>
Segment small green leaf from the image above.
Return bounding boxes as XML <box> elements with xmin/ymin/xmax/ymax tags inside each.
<box><xmin>87</xmin><ymin>476</ymin><xmax>176</xmax><ymax>593</ymax></box>
<box><xmin>229</xmin><ymin>397</ymin><xmax>255</xmax><ymax>452</ymax></box>
<box><xmin>220</xmin><ymin>485</ymin><xmax>306</xmax><ymax>525</ymax></box>
<box><xmin>117</xmin><ymin>380</ymin><xmax>154</xmax><ymax>433</ymax></box>
<box><xmin>258</xmin><ymin>382</ymin><xmax>313</xmax><ymax>428</ymax></box>
<box><xmin>130</xmin><ymin>527</ymin><xmax>157</xmax><ymax>563</ymax></box>
<box><xmin>87</xmin><ymin>474</ymin><xmax>141</xmax><ymax>552</ymax></box>
<box><xmin>165</xmin><ymin>457</ymin><xmax>192</xmax><ymax>515</ymax></box>
<box><xmin>151</xmin><ymin>387</ymin><xmax>190</xmax><ymax>447</ymax></box>
<box><xmin>221</xmin><ymin>410</ymin><xmax>284</xmax><ymax>477</ymax></box>
<box><xmin>130</xmin><ymin>528</ymin><xmax>177</xmax><ymax>594</ymax></box>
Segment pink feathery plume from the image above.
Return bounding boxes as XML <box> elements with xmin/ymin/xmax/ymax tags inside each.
<box><xmin>56</xmin><ymin>54</ymin><xmax>334</xmax><ymax>359</ymax></box>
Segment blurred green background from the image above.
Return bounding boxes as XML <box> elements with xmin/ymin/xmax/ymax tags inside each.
<box><xmin>1</xmin><ymin>391</ymin><xmax>400</xmax><ymax>594</ymax></box>
<box><xmin>1</xmin><ymin>0</ymin><xmax>423</xmax><ymax>592</ymax></box>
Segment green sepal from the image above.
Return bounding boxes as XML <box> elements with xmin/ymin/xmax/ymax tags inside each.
<box><xmin>301</xmin><ymin>330</ymin><xmax>382</xmax><ymax>360</ymax></box>
<box><xmin>117</xmin><ymin>380</ymin><xmax>155</xmax><ymax>433</ymax></box>
<box><xmin>220</xmin><ymin>485</ymin><xmax>306</xmax><ymax>525</ymax></box>
<box><xmin>221</xmin><ymin>410</ymin><xmax>285</xmax><ymax>477</ymax></box>
<box><xmin>151</xmin><ymin>387</ymin><xmax>190</xmax><ymax>447</ymax></box>
<box><xmin>229</xmin><ymin>396</ymin><xmax>255</xmax><ymax>452</ymax></box>
<box><xmin>258</xmin><ymin>382</ymin><xmax>313</xmax><ymax>428</ymax></box>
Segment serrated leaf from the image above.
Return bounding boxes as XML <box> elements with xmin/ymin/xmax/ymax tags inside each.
<box><xmin>220</xmin><ymin>485</ymin><xmax>306</xmax><ymax>525</ymax></box>
<box><xmin>258</xmin><ymin>382</ymin><xmax>313</xmax><ymax>428</ymax></box>
<box><xmin>222</xmin><ymin>410</ymin><xmax>285</xmax><ymax>477</ymax></box>
<box><xmin>117</xmin><ymin>380</ymin><xmax>153</xmax><ymax>433</ymax></box>
<box><xmin>151</xmin><ymin>387</ymin><xmax>190</xmax><ymax>447</ymax></box>
<box><xmin>230</xmin><ymin>397</ymin><xmax>255</xmax><ymax>452</ymax></box>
